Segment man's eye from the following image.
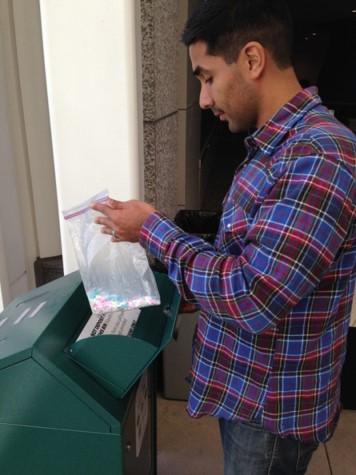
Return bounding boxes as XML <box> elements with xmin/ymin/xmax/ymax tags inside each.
<box><xmin>205</xmin><ymin>77</ymin><xmax>213</xmax><ymax>84</ymax></box>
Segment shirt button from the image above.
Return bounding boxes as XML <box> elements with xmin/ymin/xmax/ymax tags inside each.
<box><xmin>227</xmin><ymin>223</ymin><xmax>231</xmax><ymax>229</ymax></box>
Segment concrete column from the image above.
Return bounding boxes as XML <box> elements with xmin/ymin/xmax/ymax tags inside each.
<box><xmin>140</xmin><ymin>0</ymin><xmax>201</xmax><ymax>217</ymax></box>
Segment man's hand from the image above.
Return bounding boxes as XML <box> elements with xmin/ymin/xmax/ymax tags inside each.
<box><xmin>91</xmin><ymin>198</ymin><xmax>156</xmax><ymax>242</ymax></box>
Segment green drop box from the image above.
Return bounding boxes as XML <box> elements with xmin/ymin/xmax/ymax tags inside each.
<box><xmin>0</xmin><ymin>271</ymin><xmax>180</xmax><ymax>475</ymax></box>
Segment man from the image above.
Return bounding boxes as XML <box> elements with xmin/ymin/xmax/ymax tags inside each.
<box><xmin>93</xmin><ymin>1</ymin><xmax>356</xmax><ymax>473</ymax></box>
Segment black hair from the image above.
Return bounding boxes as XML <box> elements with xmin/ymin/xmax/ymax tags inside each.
<box><xmin>181</xmin><ymin>0</ymin><xmax>294</xmax><ymax>69</ymax></box>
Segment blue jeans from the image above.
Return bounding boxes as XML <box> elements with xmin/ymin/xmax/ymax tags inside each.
<box><xmin>219</xmin><ymin>418</ymin><xmax>319</xmax><ymax>475</ymax></box>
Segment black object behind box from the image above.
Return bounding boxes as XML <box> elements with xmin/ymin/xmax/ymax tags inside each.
<box><xmin>34</xmin><ymin>255</ymin><xmax>64</xmax><ymax>287</ymax></box>
<box><xmin>340</xmin><ymin>327</ymin><xmax>356</xmax><ymax>410</ymax></box>
<box><xmin>174</xmin><ymin>209</ymin><xmax>220</xmax><ymax>244</ymax></box>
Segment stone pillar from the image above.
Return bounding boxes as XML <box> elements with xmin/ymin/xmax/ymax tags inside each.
<box><xmin>140</xmin><ymin>0</ymin><xmax>201</xmax><ymax>217</ymax></box>
<box><xmin>140</xmin><ymin>0</ymin><xmax>179</xmax><ymax>218</ymax></box>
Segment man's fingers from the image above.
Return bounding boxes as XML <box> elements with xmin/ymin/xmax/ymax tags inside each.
<box><xmin>100</xmin><ymin>225</ymin><xmax>113</xmax><ymax>235</ymax></box>
<box><xmin>95</xmin><ymin>215</ymin><xmax>113</xmax><ymax>227</ymax></box>
<box><xmin>92</xmin><ymin>202</ymin><xmax>118</xmax><ymax>221</ymax></box>
<box><xmin>107</xmin><ymin>198</ymin><xmax>124</xmax><ymax>209</ymax></box>
<box><xmin>91</xmin><ymin>202</ymin><xmax>109</xmax><ymax>214</ymax></box>
<box><xmin>92</xmin><ymin>199</ymin><xmax>126</xmax><ymax>219</ymax></box>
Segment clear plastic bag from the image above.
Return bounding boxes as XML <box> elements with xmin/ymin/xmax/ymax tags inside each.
<box><xmin>63</xmin><ymin>190</ymin><xmax>160</xmax><ymax>313</ymax></box>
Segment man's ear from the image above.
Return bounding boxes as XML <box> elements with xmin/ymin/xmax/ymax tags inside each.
<box><xmin>240</xmin><ymin>41</ymin><xmax>265</xmax><ymax>79</ymax></box>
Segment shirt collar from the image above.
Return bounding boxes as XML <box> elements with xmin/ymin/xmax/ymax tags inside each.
<box><xmin>245</xmin><ymin>87</ymin><xmax>322</xmax><ymax>156</ymax></box>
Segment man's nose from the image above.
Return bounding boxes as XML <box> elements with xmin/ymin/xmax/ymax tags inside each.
<box><xmin>199</xmin><ymin>84</ymin><xmax>214</xmax><ymax>110</ymax></box>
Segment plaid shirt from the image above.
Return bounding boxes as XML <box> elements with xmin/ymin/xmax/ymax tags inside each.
<box><xmin>140</xmin><ymin>88</ymin><xmax>356</xmax><ymax>442</ymax></box>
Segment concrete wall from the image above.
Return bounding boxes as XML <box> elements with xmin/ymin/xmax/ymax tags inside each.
<box><xmin>140</xmin><ymin>0</ymin><xmax>201</xmax><ymax>217</ymax></box>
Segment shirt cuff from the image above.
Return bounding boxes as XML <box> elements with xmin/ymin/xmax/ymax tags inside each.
<box><xmin>139</xmin><ymin>211</ymin><xmax>182</xmax><ymax>263</ymax></box>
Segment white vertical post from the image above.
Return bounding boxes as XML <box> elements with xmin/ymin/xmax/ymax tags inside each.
<box><xmin>0</xmin><ymin>224</ymin><xmax>10</xmax><ymax>312</ymax></box>
<box><xmin>39</xmin><ymin>0</ymin><xmax>144</xmax><ymax>273</ymax></box>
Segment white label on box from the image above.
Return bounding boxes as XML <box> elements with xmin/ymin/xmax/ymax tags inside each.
<box><xmin>76</xmin><ymin>308</ymin><xmax>141</xmax><ymax>342</ymax></box>
<box><xmin>14</xmin><ymin>308</ymin><xmax>31</xmax><ymax>325</ymax></box>
<box><xmin>28</xmin><ymin>301</ymin><xmax>47</xmax><ymax>319</ymax></box>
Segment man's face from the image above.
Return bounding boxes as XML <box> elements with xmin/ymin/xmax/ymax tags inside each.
<box><xmin>189</xmin><ymin>41</ymin><xmax>258</xmax><ymax>133</ymax></box>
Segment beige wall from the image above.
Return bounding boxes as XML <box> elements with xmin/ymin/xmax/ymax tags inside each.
<box><xmin>0</xmin><ymin>0</ymin><xmax>60</xmax><ymax>305</ymax></box>
<box><xmin>12</xmin><ymin>0</ymin><xmax>61</xmax><ymax>259</ymax></box>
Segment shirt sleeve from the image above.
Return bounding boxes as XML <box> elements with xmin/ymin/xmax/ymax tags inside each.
<box><xmin>140</xmin><ymin>155</ymin><xmax>354</xmax><ymax>334</ymax></box>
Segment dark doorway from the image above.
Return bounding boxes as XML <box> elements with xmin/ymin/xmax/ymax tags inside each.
<box><xmin>198</xmin><ymin>1</ymin><xmax>356</xmax><ymax>211</ymax></box>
